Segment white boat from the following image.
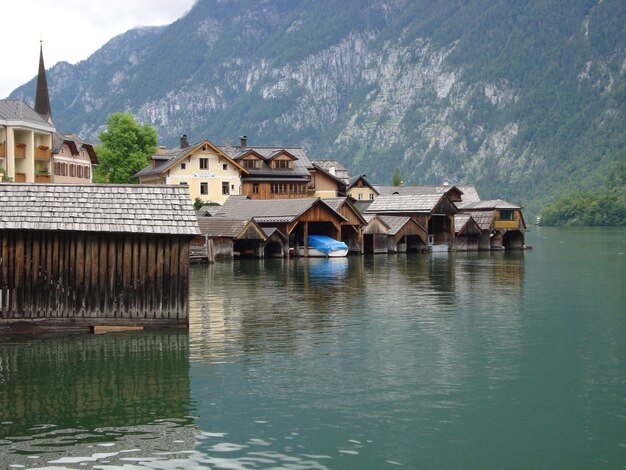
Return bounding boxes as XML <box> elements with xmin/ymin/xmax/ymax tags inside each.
<box><xmin>298</xmin><ymin>235</ymin><xmax>349</xmax><ymax>257</ymax></box>
<box><xmin>298</xmin><ymin>246</ymin><xmax>349</xmax><ymax>257</ymax></box>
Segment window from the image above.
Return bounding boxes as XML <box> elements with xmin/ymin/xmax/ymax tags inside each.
<box><xmin>62</xmin><ymin>163</ymin><xmax>67</xmax><ymax>176</ymax></box>
<box><xmin>223</xmin><ymin>163</ymin><xmax>228</xmax><ymax>171</ymax></box>
<box><xmin>199</xmin><ymin>158</ymin><xmax>209</xmax><ymax>169</ymax></box>
<box><xmin>252</xmin><ymin>184</ymin><xmax>259</xmax><ymax>194</ymax></box>
<box><xmin>54</xmin><ymin>162</ymin><xmax>61</xmax><ymax>175</ymax></box>
<box><xmin>273</xmin><ymin>160</ymin><xmax>292</xmax><ymax>169</ymax></box>
<box><xmin>289</xmin><ymin>184</ymin><xmax>305</xmax><ymax>194</ymax></box>
<box><xmin>85</xmin><ymin>167</ymin><xmax>90</xmax><ymax>179</ymax></box>
<box><xmin>499</xmin><ymin>210</ymin><xmax>515</xmax><ymax>221</ymax></box>
<box><xmin>181</xmin><ymin>163</ymin><xmax>187</xmax><ymax>170</ymax></box>
<box><xmin>243</xmin><ymin>159</ymin><xmax>259</xmax><ymax>169</ymax></box>
<box><xmin>358</xmin><ymin>193</ymin><xmax>363</xmax><ymax>200</ymax></box>
<box><xmin>179</xmin><ymin>181</ymin><xmax>188</xmax><ymax>186</ymax></box>
<box><xmin>222</xmin><ymin>182</ymin><xmax>230</xmax><ymax>195</ymax></box>
<box><xmin>369</xmin><ymin>193</ymin><xmax>375</xmax><ymax>200</ymax></box>
<box><xmin>200</xmin><ymin>182</ymin><xmax>208</xmax><ymax>195</ymax></box>
<box><xmin>78</xmin><ymin>166</ymin><xmax>83</xmax><ymax>178</ymax></box>
<box><xmin>271</xmin><ymin>183</ymin><xmax>287</xmax><ymax>194</ymax></box>
<box><xmin>70</xmin><ymin>164</ymin><xmax>75</xmax><ymax>177</ymax></box>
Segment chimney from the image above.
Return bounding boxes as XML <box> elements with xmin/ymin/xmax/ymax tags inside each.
<box><xmin>240</xmin><ymin>135</ymin><xmax>247</xmax><ymax>149</ymax></box>
<box><xmin>180</xmin><ymin>134</ymin><xmax>189</xmax><ymax>149</ymax></box>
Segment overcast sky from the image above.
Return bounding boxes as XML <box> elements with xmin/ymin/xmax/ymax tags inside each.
<box><xmin>1</xmin><ymin>0</ymin><xmax>196</xmax><ymax>98</ymax></box>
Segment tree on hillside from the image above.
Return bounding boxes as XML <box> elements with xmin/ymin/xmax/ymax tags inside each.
<box><xmin>392</xmin><ymin>168</ymin><xmax>403</xmax><ymax>186</ymax></box>
<box><xmin>93</xmin><ymin>113</ymin><xmax>157</xmax><ymax>183</ymax></box>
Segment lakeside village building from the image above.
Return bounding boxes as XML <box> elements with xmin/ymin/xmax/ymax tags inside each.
<box><xmin>136</xmin><ymin>134</ymin><xmax>527</xmax><ymax>257</ymax></box>
<box><xmin>0</xmin><ymin>45</ymin><xmax>525</xmax><ymax>262</ymax></box>
<box><xmin>0</xmin><ymin>46</ymin><xmax>98</xmax><ymax>185</ymax></box>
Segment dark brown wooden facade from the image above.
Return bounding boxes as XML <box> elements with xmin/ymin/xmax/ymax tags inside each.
<box><xmin>240</xmin><ymin>181</ymin><xmax>309</xmax><ymax>200</ymax></box>
<box><xmin>0</xmin><ymin>184</ymin><xmax>199</xmax><ymax>330</ymax></box>
<box><xmin>0</xmin><ymin>230</ymin><xmax>190</xmax><ymax>327</ymax></box>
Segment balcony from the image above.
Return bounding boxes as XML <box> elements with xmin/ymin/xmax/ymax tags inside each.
<box><xmin>35</xmin><ymin>174</ymin><xmax>51</xmax><ymax>183</ymax></box>
<box><xmin>15</xmin><ymin>143</ymin><xmax>26</xmax><ymax>158</ymax></box>
<box><xmin>0</xmin><ymin>142</ymin><xmax>6</xmax><ymax>157</ymax></box>
<box><xmin>494</xmin><ymin>220</ymin><xmax>520</xmax><ymax>230</ymax></box>
<box><xmin>35</xmin><ymin>146</ymin><xmax>51</xmax><ymax>160</ymax></box>
<box><xmin>15</xmin><ymin>172</ymin><xmax>27</xmax><ymax>182</ymax></box>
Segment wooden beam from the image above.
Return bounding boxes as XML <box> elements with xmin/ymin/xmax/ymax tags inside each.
<box><xmin>92</xmin><ymin>325</ymin><xmax>144</xmax><ymax>335</ymax></box>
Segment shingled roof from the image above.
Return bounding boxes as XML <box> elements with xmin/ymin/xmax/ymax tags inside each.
<box><xmin>214</xmin><ymin>196</ymin><xmax>346</xmax><ymax>224</ymax></box>
<box><xmin>364</xmin><ymin>194</ymin><xmax>449</xmax><ymax>214</ymax></box>
<box><xmin>197</xmin><ymin>217</ymin><xmax>264</xmax><ymax>239</ymax></box>
<box><xmin>460</xmin><ymin>211</ymin><xmax>494</xmax><ymax>230</ymax></box>
<box><xmin>0</xmin><ymin>99</ymin><xmax>55</xmax><ymax>130</ymax></box>
<box><xmin>456</xmin><ymin>199</ymin><xmax>521</xmax><ymax>210</ymax></box>
<box><xmin>0</xmin><ymin>184</ymin><xmax>200</xmax><ymax>235</ymax></box>
<box><xmin>223</xmin><ymin>145</ymin><xmax>312</xmax><ymax>178</ymax></box>
<box><xmin>378</xmin><ymin>216</ymin><xmax>417</xmax><ymax>236</ymax></box>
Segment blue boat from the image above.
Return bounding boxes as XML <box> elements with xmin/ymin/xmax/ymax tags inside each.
<box><xmin>298</xmin><ymin>235</ymin><xmax>349</xmax><ymax>257</ymax></box>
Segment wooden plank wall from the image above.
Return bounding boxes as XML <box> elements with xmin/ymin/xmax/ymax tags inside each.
<box><xmin>0</xmin><ymin>230</ymin><xmax>190</xmax><ymax>325</ymax></box>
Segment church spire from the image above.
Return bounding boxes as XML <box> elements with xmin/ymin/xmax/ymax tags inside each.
<box><xmin>34</xmin><ymin>41</ymin><xmax>53</xmax><ymax>125</ymax></box>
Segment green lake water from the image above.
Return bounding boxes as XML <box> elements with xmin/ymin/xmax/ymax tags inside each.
<box><xmin>0</xmin><ymin>227</ymin><xmax>624</xmax><ymax>469</ymax></box>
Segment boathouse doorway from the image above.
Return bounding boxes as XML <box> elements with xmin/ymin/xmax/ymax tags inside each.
<box><xmin>502</xmin><ymin>230</ymin><xmax>525</xmax><ymax>250</ymax></box>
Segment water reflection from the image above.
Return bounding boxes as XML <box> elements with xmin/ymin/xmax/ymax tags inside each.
<box><xmin>0</xmin><ymin>332</ymin><xmax>194</xmax><ymax>468</ymax></box>
<box><xmin>185</xmin><ymin>252</ymin><xmax>529</xmax><ymax>467</ymax></box>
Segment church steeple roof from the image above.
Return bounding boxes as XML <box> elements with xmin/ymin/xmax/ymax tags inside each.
<box><xmin>34</xmin><ymin>41</ymin><xmax>53</xmax><ymax>125</ymax></box>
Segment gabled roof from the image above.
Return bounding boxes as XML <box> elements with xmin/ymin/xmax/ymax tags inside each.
<box><xmin>0</xmin><ymin>184</ymin><xmax>200</xmax><ymax>236</ymax></box>
<box><xmin>52</xmin><ymin>132</ymin><xmax>99</xmax><ymax>165</ymax></box>
<box><xmin>346</xmin><ymin>175</ymin><xmax>379</xmax><ymax>194</ymax></box>
<box><xmin>312</xmin><ymin>164</ymin><xmax>349</xmax><ymax>187</ymax></box>
<box><xmin>262</xmin><ymin>227</ymin><xmax>288</xmax><ymax>240</ymax></box>
<box><xmin>266</xmin><ymin>149</ymin><xmax>298</xmax><ymax>161</ymax></box>
<box><xmin>457</xmin><ymin>185</ymin><xmax>481</xmax><ymax>202</ymax></box>
<box><xmin>364</xmin><ymin>194</ymin><xmax>453</xmax><ymax>214</ymax></box>
<box><xmin>310</xmin><ymin>160</ymin><xmax>350</xmax><ymax>183</ymax></box>
<box><xmin>219</xmin><ymin>144</ymin><xmax>312</xmax><ymax>178</ymax></box>
<box><xmin>196</xmin><ymin>205</ymin><xmax>222</xmax><ymax>217</ymax></box>
<box><xmin>214</xmin><ymin>196</ymin><xmax>347</xmax><ymax>224</ymax></box>
<box><xmin>461</xmin><ymin>211</ymin><xmax>494</xmax><ymax>231</ymax></box>
<box><xmin>456</xmin><ymin>199</ymin><xmax>522</xmax><ymax>210</ymax></box>
<box><xmin>136</xmin><ymin>140</ymin><xmax>248</xmax><ymax>178</ymax></box>
<box><xmin>0</xmin><ymin>99</ymin><xmax>55</xmax><ymax>131</ymax></box>
<box><xmin>379</xmin><ymin>215</ymin><xmax>427</xmax><ymax>236</ymax></box>
<box><xmin>454</xmin><ymin>213</ymin><xmax>482</xmax><ymax>235</ymax></box>
<box><xmin>197</xmin><ymin>217</ymin><xmax>265</xmax><ymax>239</ymax></box>
<box><xmin>363</xmin><ymin>213</ymin><xmax>391</xmax><ymax>230</ymax></box>
<box><xmin>232</xmin><ymin>149</ymin><xmax>265</xmax><ymax>160</ymax></box>
<box><xmin>322</xmin><ymin>197</ymin><xmax>367</xmax><ymax>225</ymax></box>
<box><xmin>375</xmin><ymin>184</ymin><xmax>463</xmax><ymax>197</ymax></box>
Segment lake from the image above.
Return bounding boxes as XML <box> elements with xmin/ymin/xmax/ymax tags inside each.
<box><xmin>0</xmin><ymin>227</ymin><xmax>624</xmax><ymax>469</ymax></box>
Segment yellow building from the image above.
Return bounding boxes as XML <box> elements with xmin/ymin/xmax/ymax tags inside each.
<box><xmin>1</xmin><ymin>45</ymin><xmax>97</xmax><ymax>184</ymax></box>
<box><xmin>346</xmin><ymin>175</ymin><xmax>379</xmax><ymax>201</ymax></box>
<box><xmin>136</xmin><ymin>137</ymin><xmax>247</xmax><ymax>204</ymax></box>
<box><xmin>0</xmin><ymin>100</ymin><xmax>55</xmax><ymax>183</ymax></box>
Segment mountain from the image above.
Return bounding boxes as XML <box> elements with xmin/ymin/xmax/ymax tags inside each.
<box><xmin>10</xmin><ymin>0</ymin><xmax>626</xmax><ymax>214</ymax></box>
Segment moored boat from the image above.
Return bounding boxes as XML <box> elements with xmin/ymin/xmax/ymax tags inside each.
<box><xmin>298</xmin><ymin>235</ymin><xmax>349</xmax><ymax>257</ymax></box>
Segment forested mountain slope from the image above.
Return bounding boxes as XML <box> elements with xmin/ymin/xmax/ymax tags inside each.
<box><xmin>10</xmin><ymin>0</ymin><xmax>626</xmax><ymax>214</ymax></box>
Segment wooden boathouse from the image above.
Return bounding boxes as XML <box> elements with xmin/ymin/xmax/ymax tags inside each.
<box><xmin>364</xmin><ymin>193</ymin><xmax>458</xmax><ymax>250</ymax></box>
<box><xmin>0</xmin><ymin>184</ymin><xmax>200</xmax><ymax>330</ymax></box>
<box><xmin>456</xmin><ymin>199</ymin><xmax>527</xmax><ymax>250</ymax></box>
<box><xmin>193</xmin><ymin>217</ymin><xmax>288</xmax><ymax>261</ymax></box>
<box><xmin>214</xmin><ymin>196</ymin><xmax>348</xmax><ymax>256</ymax></box>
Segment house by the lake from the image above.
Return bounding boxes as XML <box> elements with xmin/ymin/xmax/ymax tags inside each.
<box><xmin>364</xmin><ymin>193</ymin><xmax>458</xmax><ymax>251</ymax></box>
<box><xmin>456</xmin><ymin>199</ymin><xmax>527</xmax><ymax>250</ymax></box>
<box><xmin>0</xmin><ymin>184</ymin><xmax>199</xmax><ymax>330</ymax></box>
<box><xmin>0</xmin><ymin>45</ymin><xmax>97</xmax><ymax>184</ymax></box>
<box><xmin>213</xmin><ymin>196</ymin><xmax>348</xmax><ymax>256</ymax></box>
<box><xmin>136</xmin><ymin>136</ymin><xmax>247</xmax><ymax>204</ymax></box>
